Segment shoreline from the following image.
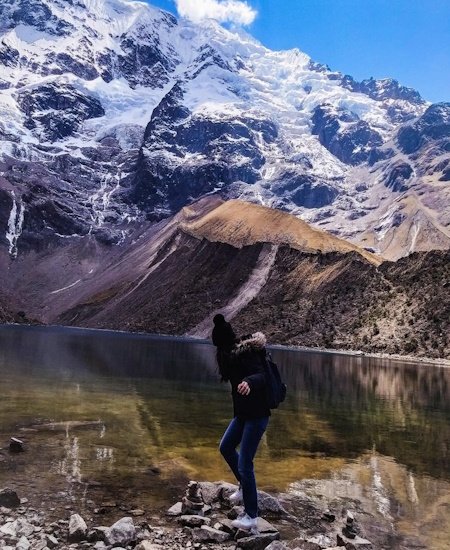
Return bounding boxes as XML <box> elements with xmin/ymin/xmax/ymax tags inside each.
<box><xmin>2</xmin><ymin>322</ymin><xmax>449</xmax><ymax>367</ymax></box>
<box><xmin>0</xmin><ymin>478</ymin><xmax>428</xmax><ymax>550</ymax></box>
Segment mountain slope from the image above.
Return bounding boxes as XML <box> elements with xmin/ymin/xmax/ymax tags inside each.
<box><xmin>0</xmin><ymin>0</ymin><xmax>448</xmax><ymax>261</ymax></box>
<box><xmin>181</xmin><ymin>199</ymin><xmax>382</xmax><ymax>264</ymax></box>
<box><xmin>2</xmin><ymin>197</ymin><xmax>447</xmax><ymax>358</ymax></box>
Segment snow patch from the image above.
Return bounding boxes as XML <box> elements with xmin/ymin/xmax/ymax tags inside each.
<box><xmin>6</xmin><ymin>191</ymin><xmax>25</xmax><ymax>259</ymax></box>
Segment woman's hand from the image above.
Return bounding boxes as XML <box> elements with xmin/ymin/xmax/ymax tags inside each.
<box><xmin>237</xmin><ymin>381</ymin><xmax>251</xmax><ymax>395</ymax></box>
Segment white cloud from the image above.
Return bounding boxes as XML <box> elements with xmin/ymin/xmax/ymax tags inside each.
<box><xmin>174</xmin><ymin>0</ymin><xmax>257</xmax><ymax>26</ymax></box>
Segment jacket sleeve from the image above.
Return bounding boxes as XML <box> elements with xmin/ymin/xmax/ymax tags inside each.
<box><xmin>243</xmin><ymin>352</ymin><xmax>267</xmax><ymax>390</ymax></box>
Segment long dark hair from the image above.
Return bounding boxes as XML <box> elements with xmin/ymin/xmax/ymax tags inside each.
<box><xmin>216</xmin><ymin>349</ymin><xmax>232</xmax><ymax>382</ymax></box>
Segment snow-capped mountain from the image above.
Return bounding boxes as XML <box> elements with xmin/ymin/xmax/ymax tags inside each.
<box><xmin>0</xmin><ymin>0</ymin><xmax>449</xmax><ymax>260</ymax></box>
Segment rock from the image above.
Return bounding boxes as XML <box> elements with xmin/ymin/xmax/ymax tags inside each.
<box><xmin>346</xmin><ymin>511</ymin><xmax>355</xmax><ymax>525</ymax></box>
<box><xmin>13</xmin><ymin>519</ymin><xmax>35</xmax><ymax>537</ymax></box>
<box><xmin>322</xmin><ymin>510</ymin><xmax>336</xmax><ymax>522</ymax></box>
<box><xmin>264</xmin><ymin>542</ymin><xmax>288</xmax><ymax>550</ymax></box>
<box><xmin>236</xmin><ymin>532</ymin><xmax>279</xmax><ymax>550</ymax></box>
<box><xmin>182</xmin><ymin>482</ymin><xmax>204</xmax><ymax>515</ymax></box>
<box><xmin>0</xmin><ymin>522</ymin><xmax>17</xmax><ymax>536</ymax></box>
<box><xmin>178</xmin><ymin>515</ymin><xmax>211</xmax><ymax>528</ymax></box>
<box><xmin>129</xmin><ymin>509</ymin><xmax>145</xmax><ymax>517</ymax></box>
<box><xmin>68</xmin><ymin>514</ymin><xmax>88</xmax><ymax>542</ymax></box>
<box><xmin>227</xmin><ymin>505</ymin><xmax>244</xmax><ymax>519</ymax></box>
<box><xmin>255</xmin><ymin>518</ymin><xmax>278</xmax><ymax>533</ymax></box>
<box><xmin>291</xmin><ymin>534</ymin><xmax>337</xmax><ymax>549</ymax></box>
<box><xmin>198</xmin><ymin>482</ymin><xmax>223</xmax><ymax>504</ymax></box>
<box><xmin>105</xmin><ymin>517</ymin><xmax>136</xmax><ymax>547</ymax></box>
<box><xmin>166</xmin><ymin>502</ymin><xmax>183</xmax><ymax>516</ymax></box>
<box><xmin>44</xmin><ymin>535</ymin><xmax>58</xmax><ymax>548</ymax></box>
<box><xmin>86</xmin><ymin>527</ymin><xmax>109</xmax><ymax>542</ymax></box>
<box><xmin>257</xmin><ymin>491</ymin><xmax>286</xmax><ymax>516</ymax></box>
<box><xmin>215</xmin><ymin>518</ymin><xmax>235</xmax><ymax>534</ymax></box>
<box><xmin>9</xmin><ymin>438</ymin><xmax>25</xmax><ymax>453</ymax></box>
<box><xmin>0</xmin><ymin>489</ymin><xmax>21</xmax><ymax>508</ymax></box>
<box><xmin>192</xmin><ymin>525</ymin><xmax>231</xmax><ymax>543</ymax></box>
<box><xmin>337</xmin><ymin>533</ymin><xmax>372</xmax><ymax>549</ymax></box>
<box><xmin>16</xmin><ymin>536</ymin><xmax>31</xmax><ymax>550</ymax></box>
<box><xmin>291</xmin><ymin>539</ymin><xmax>321</xmax><ymax>550</ymax></box>
<box><xmin>135</xmin><ymin>542</ymin><xmax>164</xmax><ymax>550</ymax></box>
<box><xmin>218</xmin><ymin>482</ymin><xmax>242</xmax><ymax>505</ymax></box>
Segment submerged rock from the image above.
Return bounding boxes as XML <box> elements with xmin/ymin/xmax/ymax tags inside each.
<box><xmin>9</xmin><ymin>437</ymin><xmax>25</xmax><ymax>453</ymax></box>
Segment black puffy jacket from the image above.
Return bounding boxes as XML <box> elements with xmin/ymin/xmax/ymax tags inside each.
<box><xmin>229</xmin><ymin>332</ymin><xmax>270</xmax><ymax>419</ymax></box>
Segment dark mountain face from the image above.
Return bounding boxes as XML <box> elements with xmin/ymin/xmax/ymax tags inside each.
<box><xmin>397</xmin><ymin>103</ymin><xmax>450</xmax><ymax>154</ymax></box>
<box><xmin>312</xmin><ymin>105</ymin><xmax>383</xmax><ymax>165</ymax></box>
<box><xmin>16</xmin><ymin>83</ymin><xmax>105</xmax><ymax>141</ymax></box>
<box><xmin>129</xmin><ymin>83</ymin><xmax>277</xmax><ymax>216</ymax></box>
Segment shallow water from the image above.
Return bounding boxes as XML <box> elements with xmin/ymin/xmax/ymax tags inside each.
<box><xmin>0</xmin><ymin>325</ymin><xmax>449</xmax><ymax>547</ymax></box>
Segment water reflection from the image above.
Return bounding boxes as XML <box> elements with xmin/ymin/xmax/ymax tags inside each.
<box><xmin>269</xmin><ymin>348</ymin><xmax>450</xmax><ymax>480</ymax></box>
<box><xmin>0</xmin><ymin>325</ymin><xmax>449</xmax><ymax>548</ymax></box>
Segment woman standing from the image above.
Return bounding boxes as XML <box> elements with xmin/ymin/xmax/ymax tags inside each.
<box><xmin>218</xmin><ymin>331</ymin><xmax>270</xmax><ymax>531</ymax></box>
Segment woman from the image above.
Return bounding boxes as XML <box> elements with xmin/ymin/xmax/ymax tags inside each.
<box><xmin>218</xmin><ymin>331</ymin><xmax>270</xmax><ymax>531</ymax></box>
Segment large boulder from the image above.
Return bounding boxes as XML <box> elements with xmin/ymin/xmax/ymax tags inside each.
<box><xmin>68</xmin><ymin>514</ymin><xmax>88</xmax><ymax>542</ymax></box>
<box><xmin>105</xmin><ymin>517</ymin><xmax>136</xmax><ymax>547</ymax></box>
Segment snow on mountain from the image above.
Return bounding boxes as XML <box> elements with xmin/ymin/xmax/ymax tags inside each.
<box><xmin>0</xmin><ymin>0</ymin><xmax>449</xmax><ymax>261</ymax></box>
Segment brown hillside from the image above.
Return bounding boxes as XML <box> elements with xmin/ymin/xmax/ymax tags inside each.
<box><xmin>181</xmin><ymin>199</ymin><xmax>382</xmax><ymax>266</ymax></box>
<box><xmin>232</xmin><ymin>248</ymin><xmax>450</xmax><ymax>359</ymax></box>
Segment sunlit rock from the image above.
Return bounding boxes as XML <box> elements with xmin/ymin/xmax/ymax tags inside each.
<box><xmin>105</xmin><ymin>517</ymin><xmax>136</xmax><ymax>547</ymax></box>
<box><xmin>68</xmin><ymin>514</ymin><xmax>87</xmax><ymax>542</ymax></box>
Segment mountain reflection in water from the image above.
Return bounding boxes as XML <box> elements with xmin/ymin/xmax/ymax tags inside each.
<box><xmin>0</xmin><ymin>325</ymin><xmax>449</xmax><ymax>548</ymax></box>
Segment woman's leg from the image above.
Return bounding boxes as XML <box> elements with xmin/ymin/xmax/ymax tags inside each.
<box><xmin>219</xmin><ymin>417</ymin><xmax>244</xmax><ymax>482</ymax></box>
<box><xmin>238</xmin><ymin>417</ymin><xmax>269</xmax><ymax>519</ymax></box>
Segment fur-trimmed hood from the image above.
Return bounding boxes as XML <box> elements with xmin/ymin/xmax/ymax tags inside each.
<box><xmin>232</xmin><ymin>332</ymin><xmax>267</xmax><ymax>356</ymax></box>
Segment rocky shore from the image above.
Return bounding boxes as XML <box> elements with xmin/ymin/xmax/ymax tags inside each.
<box><xmin>1</xmin><ymin>479</ymin><xmax>403</xmax><ymax>550</ymax></box>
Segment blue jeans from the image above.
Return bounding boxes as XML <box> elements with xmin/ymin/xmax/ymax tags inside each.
<box><xmin>219</xmin><ymin>416</ymin><xmax>269</xmax><ymax>518</ymax></box>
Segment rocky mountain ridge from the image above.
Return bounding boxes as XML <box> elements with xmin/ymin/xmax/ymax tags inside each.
<box><xmin>0</xmin><ymin>0</ymin><xmax>449</xmax><ymax>262</ymax></box>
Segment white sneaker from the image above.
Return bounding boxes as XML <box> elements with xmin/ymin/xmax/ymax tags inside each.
<box><xmin>229</xmin><ymin>487</ymin><xmax>243</xmax><ymax>504</ymax></box>
<box><xmin>231</xmin><ymin>513</ymin><xmax>257</xmax><ymax>530</ymax></box>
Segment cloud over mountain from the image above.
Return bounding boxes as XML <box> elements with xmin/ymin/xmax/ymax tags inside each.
<box><xmin>174</xmin><ymin>0</ymin><xmax>257</xmax><ymax>25</ymax></box>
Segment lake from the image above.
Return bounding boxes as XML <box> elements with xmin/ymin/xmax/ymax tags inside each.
<box><xmin>0</xmin><ymin>325</ymin><xmax>449</xmax><ymax>547</ymax></box>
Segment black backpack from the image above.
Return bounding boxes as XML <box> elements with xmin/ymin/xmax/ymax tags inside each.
<box><xmin>263</xmin><ymin>353</ymin><xmax>287</xmax><ymax>409</ymax></box>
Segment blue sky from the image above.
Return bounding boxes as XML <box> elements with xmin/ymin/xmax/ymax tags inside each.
<box><xmin>145</xmin><ymin>0</ymin><xmax>449</xmax><ymax>103</ymax></box>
